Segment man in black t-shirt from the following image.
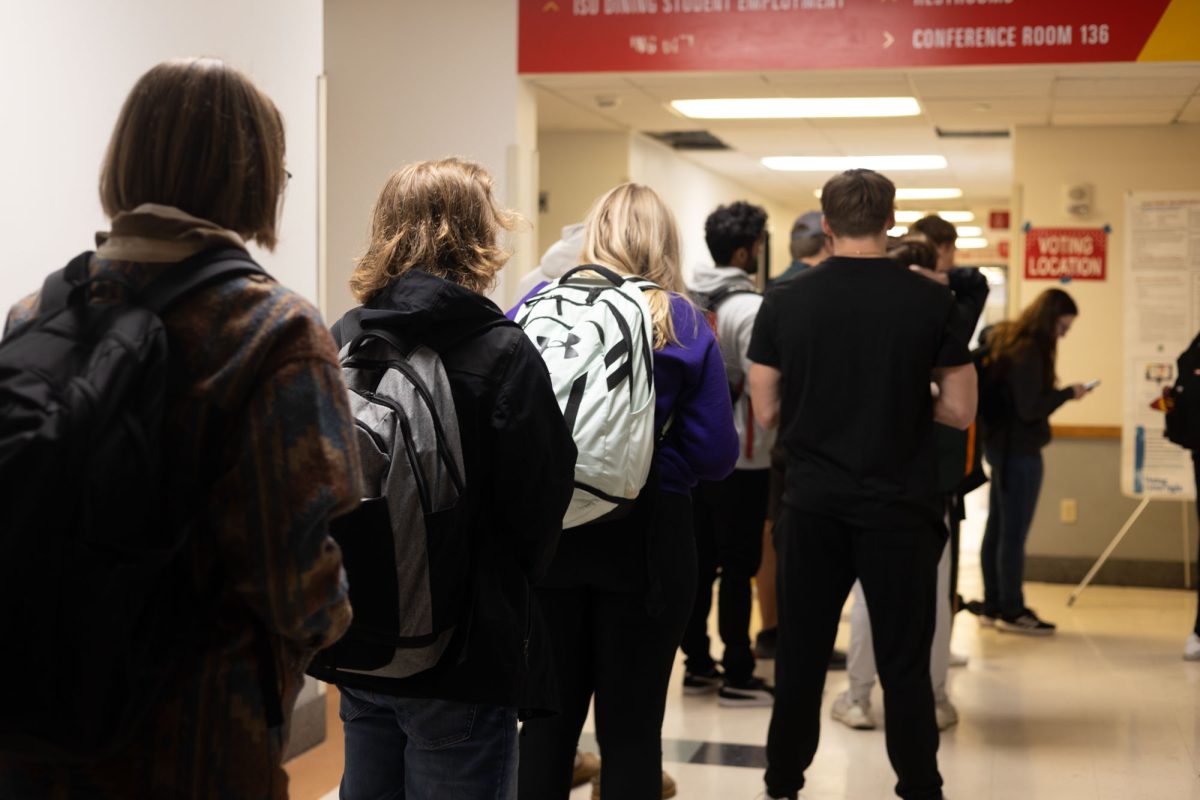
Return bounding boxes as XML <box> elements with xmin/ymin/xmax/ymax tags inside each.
<box><xmin>748</xmin><ymin>169</ymin><xmax>976</xmax><ymax>800</ymax></box>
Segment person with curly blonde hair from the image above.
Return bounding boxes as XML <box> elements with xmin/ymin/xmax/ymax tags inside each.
<box><xmin>325</xmin><ymin>158</ymin><xmax>577</xmax><ymax>800</ymax></box>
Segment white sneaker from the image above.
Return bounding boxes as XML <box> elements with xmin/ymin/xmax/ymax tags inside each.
<box><xmin>936</xmin><ymin>699</ymin><xmax>959</xmax><ymax>730</ymax></box>
<box><xmin>1184</xmin><ymin>632</ymin><xmax>1200</xmax><ymax>661</ymax></box>
<box><xmin>948</xmin><ymin>650</ymin><xmax>969</xmax><ymax>668</ymax></box>
<box><xmin>830</xmin><ymin>691</ymin><xmax>875</xmax><ymax>730</ymax></box>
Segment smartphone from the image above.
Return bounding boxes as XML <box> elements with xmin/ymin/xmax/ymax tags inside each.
<box><xmin>1084</xmin><ymin>379</ymin><xmax>1101</xmax><ymax>391</ymax></box>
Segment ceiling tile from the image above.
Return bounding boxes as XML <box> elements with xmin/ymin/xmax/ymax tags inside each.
<box><xmin>910</xmin><ymin>68</ymin><xmax>1054</xmax><ymax>100</ymax></box>
<box><xmin>760</xmin><ymin>72</ymin><xmax>914</xmax><ymax>97</ymax></box>
<box><xmin>1052</xmin><ymin>77</ymin><xmax>1200</xmax><ymax>98</ymax></box>
<box><xmin>1180</xmin><ymin>97</ymin><xmax>1200</xmax><ymax>124</ymax></box>
<box><xmin>535</xmin><ymin>89</ymin><xmax>623</xmax><ymax>132</ymax></box>
<box><xmin>1052</xmin><ymin>96</ymin><xmax>1188</xmax><ymax>114</ymax></box>
<box><xmin>1050</xmin><ymin>111</ymin><xmax>1177</xmax><ymax>126</ymax></box>
<box><xmin>1054</xmin><ymin>62</ymin><xmax>1200</xmax><ymax>81</ymax></box>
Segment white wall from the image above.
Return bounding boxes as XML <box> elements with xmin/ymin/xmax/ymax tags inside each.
<box><xmin>628</xmin><ymin>135</ymin><xmax>803</xmax><ymax>283</ymax></box>
<box><xmin>324</xmin><ymin>0</ymin><xmax>536</xmax><ymax>318</ymax></box>
<box><xmin>0</xmin><ymin>1</ymin><xmax>324</xmax><ymax>315</ymax></box>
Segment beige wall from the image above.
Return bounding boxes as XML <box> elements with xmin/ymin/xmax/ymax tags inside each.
<box><xmin>1010</xmin><ymin>124</ymin><xmax>1200</xmax><ymax>575</ymax></box>
<box><xmin>537</xmin><ymin>131</ymin><xmax>632</xmax><ymax>261</ymax></box>
<box><xmin>1011</xmin><ymin>124</ymin><xmax>1200</xmax><ymax>427</ymax></box>
<box><xmin>627</xmin><ymin>135</ymin><xmax>803</xmax><ymax>283</ymax></box>
<box><xmin>534</xmin><ymin>132</ymin><xmax>805</xmax><ymax>289</ymax></box>
<box><xmin>323</xmin><ymin>0</ymin><xmax>536</xmax><ymax>319</ymax></box>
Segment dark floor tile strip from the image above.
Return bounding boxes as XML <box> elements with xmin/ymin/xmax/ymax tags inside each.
<box><xmin>575</xmin><ymin>734</ymin><xmax>765</xmax><ymax>770</ymax></box>
<box><xmin>689</xmin><ymin>741</ymin><xmax>768</xmax><ymax>770</ymax></box>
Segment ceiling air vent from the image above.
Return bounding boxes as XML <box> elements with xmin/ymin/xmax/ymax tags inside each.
<box><xmin>645</xmin><ymin>130</ymin><xmax>731</xmax><ymax>151</ymax></box>
<box><xmin>935</xmin><ymin>127</ymin><xmax>1011</xmax><ymax>139</ymax></box>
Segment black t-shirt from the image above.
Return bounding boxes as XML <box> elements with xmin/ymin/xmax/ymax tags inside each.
<box><xmin>748</xmin><ymin>256</ymin><xmax>972</xmax><ymax>529</ymax></box>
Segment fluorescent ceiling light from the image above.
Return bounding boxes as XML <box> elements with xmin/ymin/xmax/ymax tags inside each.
<box><xmin>763</xmin><ymin>155</ymin><xmax>947</xmax><ymax>172</ymax></box>
<box><xmin>955</xmin><ymin>226</ymin><xmax>983</xmax><ymax>236</ymax></box>
<box><xmin>888</xmin><ymin>226</ymin><xmax>909</xmax><ymax>237</ymax></box>
<box><xmin>893</xmin><ymin>210</ymin><xmax>976</xmax><ymax>223</ymax></box>
<box><xmin>670</xmin><ymin>97</ymin><xmax>921</xmax><ymax>119</ymax></box>
<box><xmin>813</xmin><ymin>188</ymin><xmax>964</xmax><ymax>201</ymax></box>
<box><xmin>896</xmin><ymin>188</ymin><xmax>963</xmax><ymax>200</ymax></box>
<box><xmin>956</xmin><ymin>237</ymin><xmax>989</xmax><ymax>249</ymax></box>
<box><xmin>939</xmin><ymin>211</ymin><xmax>975</xmax><ymax>223</ymax></box>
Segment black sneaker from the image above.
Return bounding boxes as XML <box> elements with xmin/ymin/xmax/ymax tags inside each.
<box><xmin>965</xmin><ymin>599</ymin><xmax>1000</xmax><ymax>628</ymax></box>
<box><xmin>718</xmin><ymin>676</ymin><xmax>774</xmax><ymax>707</ymax></box>
<box><xmin>754</xmin><ymin>627</ymin><xmax>778</xmax><ymax>659</ymax></box>
<box><xmin>996</xmin><ymin>608</ymin><xmax>1056</xmax><ymax>636</ymax></box>
<box><xmin>683</xmin><ymin>666</ymin><xmax>723</xmax><ymax>695</ymax></box>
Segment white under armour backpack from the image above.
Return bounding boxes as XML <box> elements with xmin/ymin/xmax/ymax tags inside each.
<box><xmin>515</xmin><ymin>265</ymin><xmax>658</xmax><ymax>528</ymax></box>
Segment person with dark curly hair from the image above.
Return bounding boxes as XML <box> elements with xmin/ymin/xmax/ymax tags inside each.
<box><xmin>681</xmin><ymin>201</ymin><xmax>778</xmax><ymax>707</ymax></box>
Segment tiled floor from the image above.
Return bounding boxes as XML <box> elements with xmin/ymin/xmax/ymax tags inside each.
<box><xmin>288</xmin><ymin>498</ymin><xmax>1200</xmax><ymax>799</ymax></box>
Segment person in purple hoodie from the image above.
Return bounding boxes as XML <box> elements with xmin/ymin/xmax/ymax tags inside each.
<box><xmin>514</xmin><ymin>183</ymin><xmax>739</xmax><ymax>800</ymax></box>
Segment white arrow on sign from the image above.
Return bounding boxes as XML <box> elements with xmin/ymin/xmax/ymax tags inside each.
<box><xmin>543</xmin><ymin>1</ymin><xmax>560</xmax><ymax>11</ymax></box>
<box><xmin>883</xmin><ymin>31</ymin><xmax>895</xmax><ymax>49</ymax></box>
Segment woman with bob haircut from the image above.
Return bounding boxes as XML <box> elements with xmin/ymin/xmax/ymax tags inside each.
<box><xmin>0</xmin><ymin>58</ymin><xmax>360</xmax><ymax>799</ymax></box>
<box><xmin>514</xmin><ymin>183</ymin><xmax>739</xmax><ymax>800</ymax></box>
<box><xmin>324</xmin><ymin>157</ymin><xmax>576</xmax><ymax>800</ymax></box>
<box><xmin>969</xmin><ymin>288</ymin><xmax>1091</xmax><ymax>636</ymax></box>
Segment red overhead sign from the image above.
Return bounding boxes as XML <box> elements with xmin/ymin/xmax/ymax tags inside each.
<box><xmin>519</xmin><ymin>0</ymin><xmax>1192</xmax><ymax>74</ymax></box>
<box><xmin>990</xmin><ymin>210</ymin><xmax>1011</xmax><ymax>231</ymax></box>
<box><xmin>1024</xmin><ymin>228</ymin><xmax>1107</xmax><ymax>282</ymax></box>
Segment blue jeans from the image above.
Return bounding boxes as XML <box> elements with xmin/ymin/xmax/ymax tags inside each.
<box><xmin>339</xmin><ymin>688</ymin><xmax>518</xmax><ymax>800</ymax></box>
<box><xmin>981</xmin><ymin>451</ymin><xmax>1045</xmax><ymax>617</ymax></box>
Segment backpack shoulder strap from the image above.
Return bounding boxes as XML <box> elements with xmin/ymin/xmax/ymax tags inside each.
<box><xmin>707</xmin><ymin>285</ymin><xmax>757</xmax><ymax>309</ymax></box>
<box><xmin>37</xmin><ymin>251</ymin><xmax>95</xmax><ymax>316</ymax></box>
<box><xmin>139</xmin><ymin>247</ymin><xmax>268</xmax><ymax>315</ymax></box>
<box><xmin>560</xmin><ymin>264</ymin><xmax>626</xmax><ymax>287</ymax></box>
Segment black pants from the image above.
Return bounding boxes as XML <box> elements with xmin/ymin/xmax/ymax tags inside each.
<box><xmin>681</xmin><ymin>469</ymin><xmax>769</xmax><ymax>683</ymax></box>
<box><xmin>765</xmin><ymin>506</ymin><xmax>944</xmax><ymax>800</ymax></box>
<box><xmin>1193</xmin><ymin>455</ymin><xmax>1200</xmax><ymax>635</ymax></box>
<box><xmin>518</xmin><ymin>492</ymin><xmax>696</xmax><ymax>800</ymax></box>
<box><xmin>947</xmin><ymin>495</ymin><xmax>962</xmax><ymax>612</ymax></box>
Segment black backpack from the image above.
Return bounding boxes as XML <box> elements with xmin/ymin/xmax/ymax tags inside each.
<box><xmin>1166</xmin><ymin>333</ymin><xmax>1200</xmax><ymax>450</ymax></box>
<box><xmin>690</xmin><ymin>285</ymin><xmax>757</xmax><ymax>398</ymax></box>
<box><xmin>0</xmin><ymin>247</ymin><xmax>265</xmax><ymax>761</ymax></box>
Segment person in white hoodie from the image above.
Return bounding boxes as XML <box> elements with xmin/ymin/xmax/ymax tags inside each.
<box><xmin>516</xmin><ymin>222</ymin><xmax>585</xmax><ymax>298</ymax></box>
<box><xmin>680</xmin><ymin>201</ymin><xmax>777</xmax><ymax>707</ymax></box>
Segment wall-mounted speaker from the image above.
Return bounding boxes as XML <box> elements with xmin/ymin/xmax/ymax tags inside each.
<box><xmin>1065</xmin><ymin>183</ymin><xmax>1093</xmax><ymax>217</ymax></box>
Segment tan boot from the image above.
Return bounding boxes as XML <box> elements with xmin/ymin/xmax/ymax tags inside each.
<box><xmin>572</xmin><ymin>751</ymin><xmax>600</xmax><ymax>788</ymax></box>
<box><xmin>590</xmin><ymin>770</ymin><xmax>677</xmax><ymax>799</ymax></box>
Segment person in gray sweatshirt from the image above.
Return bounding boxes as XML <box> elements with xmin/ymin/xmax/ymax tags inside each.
<box><xmin>680</xmin><ymin>201</ymin><xmax>778</xmax><ymax>707</ymax></box>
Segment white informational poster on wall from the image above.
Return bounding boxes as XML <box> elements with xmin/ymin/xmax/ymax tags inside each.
<box><xmin>1121</xmin><ymin>192</ymin><xmax>1200</xmax><ymax>500</ymax></box>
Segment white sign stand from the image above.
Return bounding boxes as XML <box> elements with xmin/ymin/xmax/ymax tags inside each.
<box><xmin>1070</xmin><ymin>191</ymin><xmax>1200</xmax><ymax>606</ymax></box>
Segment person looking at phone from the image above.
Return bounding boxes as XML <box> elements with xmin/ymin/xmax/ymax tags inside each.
<box><xmin>969</xmin><ymin>288</ymin><xmax>1093</xmax><ymax>635</ymax></box>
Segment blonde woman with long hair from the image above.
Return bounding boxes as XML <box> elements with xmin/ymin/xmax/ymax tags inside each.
<box><xmin>513</xmin><ymin>183</ymin><xmax>739</xmax><ymax>800</ymax></box>
<box><xmin>320</xmin><ymin>158</ymin><xmax>577</xmax><ymax>800</ymax></box>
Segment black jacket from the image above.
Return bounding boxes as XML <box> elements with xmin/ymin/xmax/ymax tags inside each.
<box><xmin>984</xmin><ymin>341</ymin><xmax>1073</xmax><ymax>456</ymax></box>
<box><xmin>328</xmin><ymin>270</ymin><xmax>576</xmax><ymax>717</ymax></box>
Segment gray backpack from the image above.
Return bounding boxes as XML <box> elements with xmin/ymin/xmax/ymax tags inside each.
<box><xmin>309</xmin><ymin>323</ymin><xmax>468</xmax><ymax>681</ymax></box>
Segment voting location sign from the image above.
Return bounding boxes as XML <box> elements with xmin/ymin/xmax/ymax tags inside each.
<box><xmin>1024</xmin><ymin>228</ymin><xmax>1108</xmax><ymax>282</ymax></box>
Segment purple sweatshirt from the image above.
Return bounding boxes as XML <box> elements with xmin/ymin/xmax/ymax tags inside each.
<box><xmin>510</xmin><ymin>285</ymin><xmax>738</xmax><ymax>495</ymax></box>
